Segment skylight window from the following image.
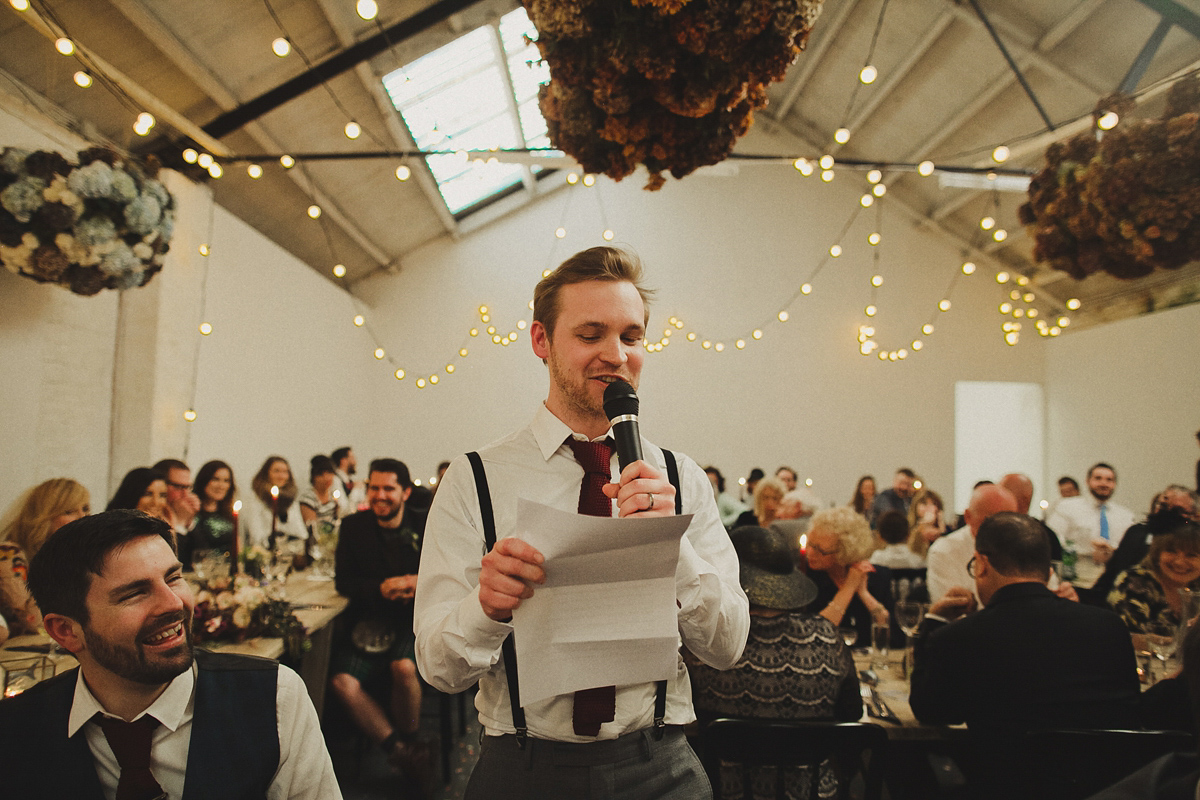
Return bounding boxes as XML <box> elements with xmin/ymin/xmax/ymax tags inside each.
<box><xmin>382</xmin><ymin>7</ymin><xmax>555</xmax><ymax>216</ymax></box>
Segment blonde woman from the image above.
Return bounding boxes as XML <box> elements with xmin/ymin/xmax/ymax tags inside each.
<box><xmin>734</xmin><ymin>476</ymin><xmax>787</xmax><ymax>529</ymax></box>
<box><xmin>0</xmin><ymin>478</ymin><xmax>90</xmax><ymax>634</ymax></box>
<box><xmin>805</xmin><ymin>505</ymin><xmax>894</xmax><ymax>647</ymax></box>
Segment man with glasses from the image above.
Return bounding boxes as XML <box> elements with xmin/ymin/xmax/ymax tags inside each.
<box><xmin>909</xmin><ymin>513</ymin><xmax>1140</xmax><ymax>794</ymax></box>
<box><xmin>153</xmin><ymin>459</ymin><xmax>200</xmax><ymax>557</ymax></box>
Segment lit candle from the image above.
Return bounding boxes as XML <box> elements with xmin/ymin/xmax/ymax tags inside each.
<box><xmin>269</xmin><ymin>485</ymin><xmax>280</xmax><ymax>549</ymax></box>
<box><xmin>232</xmin><ymin>499</ymin><xmax>242</xmax><ymax>574</ymax></box>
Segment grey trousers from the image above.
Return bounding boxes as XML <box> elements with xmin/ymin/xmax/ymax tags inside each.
<box><xmin>463</xmin><ymin>727</ymin><xmax>712</xmax><ymax>800</ymax></box>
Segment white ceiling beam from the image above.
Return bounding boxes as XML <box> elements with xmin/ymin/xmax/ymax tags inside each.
<box><xmin>770</xmin><ymin>0</ymin><xmax>863</xmax><ymax>123</ymax></box>
<box><xmin>109</xmin><ymin>0</ymin><xmax>393</xmax><ymax>267</ymax></box>
<box><xmin>311</xmin><ymin>0</ymin><xmax>460</xmax><ymax>239</ymax></box>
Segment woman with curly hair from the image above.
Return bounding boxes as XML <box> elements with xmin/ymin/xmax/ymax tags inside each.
<box><xmin>241</xmin><ymin>455</ymin><xmax>307</xmax><ymax>552</ymax></box>
<box><xmin>1109</xmin><ymin>521</ymin><xmax>1200</xmax><ymax>634</ymax></box>
<box><xmin>0</xmin><ymin>477</ymin><xmax>90</xmax><ymax>634</ymax></box>
<box><xmin>804</xmin><ymin>505</ymin><xmax>895</xmax><ymax>648</ymax></box>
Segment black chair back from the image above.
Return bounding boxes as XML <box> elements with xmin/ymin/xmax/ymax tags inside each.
<box><xmin>1021</xmin><ymin>728</ymin><xmax>1196</xmax><ymax>800</ymax></box>
<box><xmin>889</xmin><ymin>567</ymin><xmax>928</xmax><ymax>603</ymax></box>
<box><xmin>699</xmin><ymin>718</ymin><xmax>887</xmax><ymax>800</ymax></box>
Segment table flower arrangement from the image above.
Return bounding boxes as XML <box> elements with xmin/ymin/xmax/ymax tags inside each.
<box><xmin>524</xmin><ymin>0</ymin><xmax>825</xmax><ymax>189</ymax></box>
<box><xmin>192</xmin><ymin>576</ymin><xmax>311</xmax><ymax>660</ymax></box>
<box><xmin>0</xmin><ymin>146</ymin><xmax>176</xmax><ymax>295</ymax></box>
<box><xmin>1018</xmin><ymin>75</ymin><xmax>1200</xmax><ymax>280</ymax></box>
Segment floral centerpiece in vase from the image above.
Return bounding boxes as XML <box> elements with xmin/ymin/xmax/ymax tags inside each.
<box><xmin>192</xmin><ymin>574</ymin><xmax>311</xmax><ymax>660</ymax></box>
<box><xmin>0</xmin><ymin>147</ymin><xmax>175</xmax><ymax>295</ymax></box>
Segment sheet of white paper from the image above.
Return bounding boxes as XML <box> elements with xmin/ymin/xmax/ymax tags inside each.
<box><xmin>509</xmin><ymin>498</ymin><xmax>692</xmax><ymax>706</ymax></box>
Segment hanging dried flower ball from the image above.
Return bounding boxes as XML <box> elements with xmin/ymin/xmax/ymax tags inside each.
<box><xmin>1019</xmin><ymin>75</ymin><xmax>1200</xmax><ymax>281</ymax></box>
<box><xmin>524</xmin><ymin>0</ymin><xmax>825</xmax><ymax>190</ymax></box>
<box><xmin>0</xmin><ymin>146</ymin><xmax>176</xmax><ymax>295</ymax></box>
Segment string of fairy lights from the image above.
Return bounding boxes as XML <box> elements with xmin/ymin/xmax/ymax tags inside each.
<box><xmin>10</xmin><ymin>0</ymin><xmax>1100</xmax><ymax>419</ymax></box>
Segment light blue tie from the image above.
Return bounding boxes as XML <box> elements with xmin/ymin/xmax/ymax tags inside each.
<box><xmin>1099</xmin><ymin>504</ymin><xmax>1109</xmax><ymax>540</ymax></box>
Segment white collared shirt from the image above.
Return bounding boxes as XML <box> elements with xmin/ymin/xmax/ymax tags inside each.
<box><xmin>414</xmin><ymin>403</ymin><xmax>749</xmax><ymax>742</ymax></box>
<box><xmin>67</xmin><ymin>660</ymin><xmax>341</xmax><ymax>800</ymax></box>
<box><xmin>1046</xmin><ymin>496</ymin><xmax>1137</xmax><ymax>559</ymax></box>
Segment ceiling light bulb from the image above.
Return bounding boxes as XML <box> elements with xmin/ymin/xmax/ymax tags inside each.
<box><xmin>1005</xmin><ymin>332</ymin><xmax>1018</xmax><ymax>346</ymax></box>
<box><xmin>1000</xmin><ymin>303</ymin><xmax>1012</xmax><ymax>313</ymax></box>
<box><xmin>859</xmin><ymin>65</ymin><xmax>878</xmax><ymax>84</ymax></box>
<box><xmin>865</xmin><ymin>305</ymin><xmax>877</xmax><ymax>317</ymax></box>
<box><xmin>834</xmin><ymin>127</ymin><xmax>851</xmax><ymax>144</ymax></box>
<box><xmin>871</xmin><ymin>274</ymin><xmax>883</xmax><ymax>287</ymax></box>
<box><xmin>1010</xmin><ymin>289</ymin><xmax>1021</xmax><ymax>300</ymax></box>
<box><xmin>922</xmin><ymin>323</ymin><xmax>934</xmax><ymax>335</ymax></box>
<box><xmin>73</xmin><ymin>71</ymin><xmax>92</xmax><ymax>88</ymax></box>
<box><xmin>199</xmin><ymin>322</ymin><xmax>213</xmax><ymax>335</ymax></box>
<box><xmin>446</xmin><ymin>364</ymin><xmax>455</xmax><ymax>373</ymax></box>
<box><xmin>778</xmin><ymin>311</ymin><xmax>789</xmax><ymax>322</ymax></box>
<box><xmin>133</xmin><ymin>112</ymin><xmax>156</xmax><ymax>135</ymax></box>
<box><xmin>280</xmin><ymin>155</ymin><xmax>295</xmax><ymax>168</ymax></box>
<box><xmin>792</xmin><ymin>158</ymin><xmax>813</xmax><ymax>175</ymax></box>
<box><xmin>395</xmin><ymin>165</ymin><xmax>411</xmax><ymax>181</ymax></box>
<box><xmin>872</xmin><ymin>184</ymin><xmax>886</xmax><ymax>197</ymax></box>
<box><xmin>961</xmin><ymin>261</ymin><xmax>976</xmax><ymax>275</ymax></box>
<box><xmin>332</xmin><ymin>264</ymin><xmax>347</xmax><ymax>278</ymax></box>
<box><xmin>198</xmin><ymin>244</ymin><xmax>210</xmax><ymax>256</ymax></box>
<box><xmin>996</xmin><ymin>271</ymin><xmax>1010</xmax><ymax>283</ymax></box>
<box><xmin>1027</xmin><ymin>308</ymin><xmax>1039</xmax><ymax>318</ymax></box>
<box><xmin>344</xmin><ymin>121</ymin><xmax>361</xmax><ymax>139</ymax></box>
<box><xmin>356</xmin><ymin>0</ymin><xmax>378</xmax><ymax>20</ymax></box>
<box><xmin>912</xmin><ymin>340</ymin><xmax>923</xmax><ymax>351</ymax></box>
<box><xmin>830</xmin><ymin>245</ymin><xmax>842</xmax><ymax>257</ymax></box>
<box><xmin>417</xmin><ymin>379</ymin><xmax>426</xmax><ymax>388</ymax></box>
<box><xmin>197</xmin><ymin>153</ymin><xmax>214</xmax><ymax>168</ymax></box>
<box><xmin>374</xmin><ymin>348</ymin><xmax>385</xmax><ymax>359</ymax></box>
<box><xmin>860</xmin><ymin>194</ymin><xmax>874</xmax><ymax>207</ymax></box>
<box><xmin>1016</xmin><ymin>275</ymin><xmax>1030</xmax><ymax>286</ymax></box>
<box><xmin>247</xmin><ymin>163</ymin><xmax>263</xmax><ymax>178</ymax></box>
<box><xmin>182</xmin><ymin>149</ymin><xmax>198</xmax><ymax>164</ymax></box>
<box><xmin>889</xmin><ymin>352</ymin><xmax>899</xmax><ymax>361</ymax></box>
<box><xmin>395</xmin><ymin>369</ymin><xmax>405</xmax><ymax>380</ymax></box>
<box><xmin>183</xmin><ymin>409</ymin><xmax>198</xmax><ymax>422</ymax></box>
<box><xmin>353</xmin><ymin>315</ymin><xmax>365</xmax><ymax>326</ymax></box>
<box><xmin>752</xmin><ymin>329</ymin><xmax>763</xmax><ymax>339</ymax></box>
<box><xmin>1013</xmin><ymin>308</ymin><xmax>1025</xmax><ymax>318</ymax></box>
<box><xmin>566</xmin><ymin>172</ymin><xmax>579</xmax><ymax>185</ymax></box>
<box><xmin>938</xmin><ymin>299</ymin><xmax>951</xmax><ymax>311</ymax></box>
<box><xmin>715</xmin><ymin>343</ymin><xmax>725</xmax><ymax>352</ymax></box>
<box><xmin>821</xmin><ymin>170</ymin><xmax>834</xmax><ymax>182</ymax></box>
<box><xmin>207</xmin><ymin>163</ymin><xmax>222</xmax><ymax>178</ymax></box>
<box><xmin>10</xmin><ymin>0</ymin><xmax>30</xmax><ymax>10</ymax></box>
<box><xmin>1066</xmin><ymin>298</ymin><xmax>1081</xmax><ymax>310</ymax></box>
<box><xmin>819</xmin><ymin>154</ymin><xmax>834</xmax><ymax>169</ymax></box>
<box><xmin>602</xmin><ymin>229</ymin><xmax>614</xmax><ymax>241</ymax></box>
<box><xmin>55</xmin><ymin>37</ymin><xmax>74</xmax><ymax>56</ymax></box>
<box><xmin>867</xmin><ymin>169</ymin><xmax>882</xmax><ymax>184</ymax></box>
<box><xmin>555</xmin><ymin>227</ymin><xmax>566</xmax><ymax>239</ymax></box>
<box><xmin>1097</xmin><ymin>111</ymin><xmax>1119</xmax><ymax>130</ymax></box>
<box><xmin>1022</xmin><ymin>292</ymin><xmax>1035</xmax><ymax>303</ymax></box>
<box><xmin>868</xmin><ymin>232</ymin><xmax>881</xmax><ymax>245</ymax></box>
<box><xmin>272</xmin><ymin>38</ymin><xmax>291</xmax><ymax>57</ymax></box>
<box><xmin>992</xmin><ymin>228</ymin><xmax>1008</xmax><ymax>242</ymax></box>
<box><xmin>702</xmin><ymin>341</ymin><xmax>712</xmax><ymax>350</ymax></box>
<box><xmin>917</xmin><ymin>160</ymin><xmax>935</xmax><ymax>176</ymax></box>
<box><xmin>992</xmin><ymin>145</ymin><xmax>1010</xmax><ymax>163</ymax></box>
<box><xmin>980</xmin><ymin>216</ymin><xmax>995</xmax><ymax>230</ymax></box>
<box><xmin>307</xmin><ymin>205</ymin><xmax>321</xmax><ymax>219</ymax></box>
<box><xmin>801</xmin><ymin>283</ymin><xmax>813</xmax><ymax>295</ymax></box>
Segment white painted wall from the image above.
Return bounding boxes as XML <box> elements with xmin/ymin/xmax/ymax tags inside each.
<box><xmin>1044</xmin><ymin>301</ymin><xmax>1200</xmax><ymax>516</ymax></box>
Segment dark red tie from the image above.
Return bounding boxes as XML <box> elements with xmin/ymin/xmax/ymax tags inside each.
<box><xmin>94</xmin><ymin>714</ymin><xmax>165</xmax><ymax>800</ymax></box>
<box><xmin>566</xmin><ymin>438</ymin><xmax>617</xmax><ymax>736</ymax></box>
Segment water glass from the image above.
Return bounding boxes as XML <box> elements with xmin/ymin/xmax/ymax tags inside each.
<box><xmin>871</xmin><ymin>623</ymin><xmax>889</xmax><ymax>671</ymax></box>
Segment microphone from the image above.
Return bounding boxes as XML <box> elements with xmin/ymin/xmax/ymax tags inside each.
<box><xmin>603</xmin><ymin>379</ymin><xmax>643</xmax><ymax>471</ymax></box>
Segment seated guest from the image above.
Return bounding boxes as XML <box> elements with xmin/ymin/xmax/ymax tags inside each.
<box><xmin>240</xmin><ymin>456</ymin><xmax>308</xmax><ymax>553</ymax></box>
<box><xmin>770</xmin><ymin>489</ymin><xmax>816</xmax><ymax>553</ymax></box>
<box><xmin>1108</xmin><ymin>521</ymin><xmax>1200</xmax><ymax>634</ymax></box>
<box><xmin>190</xmin><ymin>460</ymin><xmax>237</xmax><ymax>562</ymax></box>
<box><xmin>687</xmin><ymin>525</ymin><xmax>861</xmax><ymax>799</ymax></box>
<box><xmin>907</xmin><ymin>488</ymin><xmax>947</xmax><ymax>560</ymax></box>
<box><xmin>734</xmin><ymin>476</ymin><xmax>786</xmax><ymax>529</ymax></box>
<box><xmin>910</xmin><ymin>512</ymin><xmax>1140</xmax><ymax>732</ymax></box>
<box><xmin>0</xmin><ymin>478</ymin><xmax>90</xmax><ymax>635</ymax></box>
<box><xmin>872</xmin><ymin>510</ymin><xmax>926</xmax><ymax>569</ymax></box>
<box><xmin>870</xmin><ymin>468</ymin><xmax>916</xmax><ymax>527</ymax></box>
<box><xmin>926</xmin><ymin>483</ymin><xmax>1018</xmax><ymax>605</ymax></box>
<box><xmin>705</xmin><ymin>465</ymin><xmax>748</xmax><ymax>528</ymax></box>
<box><xmin>742</xmin><ymin>467</ymin><xmax>765</xmax><ymax>504</ymax></box>
<box><xmin>299</xmin><ymin>455</ymin><xmax>341</xmax><ymax>531</ymax></box>
<box><xmin>106</xmin><ymin>467</ymin><xmax>168</xmax><ymax>520</ymax></box>
<box><xmin>1094</xmin><ymin>487</ymin><xmax>1198</xmax><ymax>601</ymax></box>
<box><xmin>0</xmin><ymin>509</ymin><xmax>341</xmax><ymax>799</ymax></box>
<box><xmin>803</xmin><ymin>506</ymin><xmax>893</xmax><ymax>647</ymax></box>
<box><xmin>850</xmin><ymin>475</ymin><xmax>876</xmax><ymax>520</ymax></box>
<box><xmin>152</xmin><ymin>458</ymin><xmax>200</xmax><ymax>547</ymax></box>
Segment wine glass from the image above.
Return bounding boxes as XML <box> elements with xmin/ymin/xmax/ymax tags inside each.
<box><xmin>895</xmin><ymin>601</ymin><xmax>928</xmax><ymax>678</ymax></box>
<box><xmin>839</xmin><ymin>627</ymin><xmax>858</xmax><ymax>648</ymax></box>
<box><xmin>1145</xmin><ymin>623</ymin><xmax>1176</xmax><ymax>684</ymax></box>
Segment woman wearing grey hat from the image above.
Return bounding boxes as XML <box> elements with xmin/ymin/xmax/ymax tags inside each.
<box><xmin>686</xmin><ymin>526</ymin><xmax>862</xmax><ymax>799</ymax></box>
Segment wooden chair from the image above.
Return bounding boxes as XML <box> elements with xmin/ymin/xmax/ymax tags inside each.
<box><xmin>1020</xmin><ymin>728</ymin><xmax>1196</xmax><ymax>800</ymax></box>
<box><xmin>699</xmin><ymin>718</ymin><xmax>888</xmax><ymax>800</ymax></box>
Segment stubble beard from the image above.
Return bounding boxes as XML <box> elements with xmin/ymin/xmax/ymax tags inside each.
<box><xmin>85</xmin><ymin>611</ymin><xmax>195</xmax><ymax>686</ymax></box>
<box><xmin>546</xmin><ymin>349</ymin><xmax>607</xmax><ymax>428</ymax></box>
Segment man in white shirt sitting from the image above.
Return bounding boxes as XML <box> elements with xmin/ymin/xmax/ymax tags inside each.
<box><xmin>0</xmin><ymin>509</ymin><xmax>341</xmax><ymax>800</ymax></box>
<box><xmin>1046</xmin><ymin>462</ymin><xmax>1136</xmax><ymax>569</ymax></box>
<box><xmin>926</xmin><ymin>484</ymin><xmax>1018</xmax><ymax>605</ymax></box>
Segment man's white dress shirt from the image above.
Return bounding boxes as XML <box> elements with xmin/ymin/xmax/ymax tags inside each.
<box><xmin>1046</xmin><ymin>496</ymin><xmax>1136</xmax><ymax>559</ymax></box>
<box><xmin>67</xmin><ymin>661</ymin><xmax>341</xmax><ymax>800</ymax></box>
<box><xmin>414</xmin><ymin>404</ymin><xmax>749</xmax><ymax>743</ymax></box>
<box><xmin>926</xmin><ymin>526</ymin><xmax>977</xmax><ymax>605</ymax></box>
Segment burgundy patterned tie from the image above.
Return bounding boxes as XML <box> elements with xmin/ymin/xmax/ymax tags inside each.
<box><xmin>566</xmin><ymin>437</ymin><xmax>617</xmax><ymax>736</ymax></box>
<box><xmin>94</xmin><ymin>714</ymin><xmax>165</xmax><ymax>800</ymax></box>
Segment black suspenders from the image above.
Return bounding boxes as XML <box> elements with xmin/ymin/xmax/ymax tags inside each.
<box><xmin>465</xmin><ymin>448</ymin><xmax>682</xmax><ymax>746</ymax></box>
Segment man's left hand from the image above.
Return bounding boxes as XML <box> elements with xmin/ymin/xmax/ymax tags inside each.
<box><xmin>382</xmin><ymin>574</ymin><xmax>418</xmax><ymax>601</ymax></box>
<box><xmin>602</xmin><ymin>460</ymin><xmax>676</xmax><ymax>518</ymax></box>
<box><xmin>1092</xmin><ymin>539</ymin><xmax>1114</xmax><ymax>564</ymax></box>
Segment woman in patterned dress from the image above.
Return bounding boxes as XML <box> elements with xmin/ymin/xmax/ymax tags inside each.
<box><xmin>1108</xmin><ymin>521</ymin><xmax>1200</xmax><ymax>634</ymax></box>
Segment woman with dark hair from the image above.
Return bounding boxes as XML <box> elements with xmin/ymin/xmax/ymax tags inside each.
<box><xmin>1109</xmin><ymin>522</ymin><xmax>1200</xmax><ymax>634</ymax></box>
<box><xmin>241</xmin><ymin>456</ymin><xmax>307</xmax><ymax>551</ymax></box>
<box><xmin>190</xmin><ymin>460</ymin><xmax>237</xmax><ymax>561</ymax></box>
<box><xmin>106</xmin><ymin>467</ymin><xmax>168</xmax><ymax>520</ymax></box>
<box><xmin>906</xmin><ymin>488</ymin><xmax>947</xmax><ymax>559</ymax></box>
<box><xmin>299</xmin><ymin>455</ymin><xmax>341</xmax><ymax>530</ymax></box>
<box><xmin>851</xmin><ymin>475</ymin><xmax>876</xmax><ymax>519</ymax></box>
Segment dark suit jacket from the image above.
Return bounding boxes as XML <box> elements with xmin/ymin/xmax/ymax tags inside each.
<box><xmin>909</xmin><ymin>581</ymin><xmax>1140</xmax><ymax>732</ymax></box>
